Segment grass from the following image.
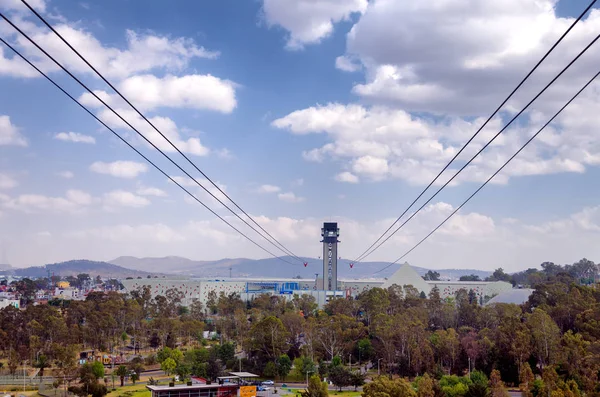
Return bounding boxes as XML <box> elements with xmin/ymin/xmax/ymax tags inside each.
<box><xmin>106</xmin><ymin>383</ymin><xmax>151</xmax><ymax>397</ymax></box>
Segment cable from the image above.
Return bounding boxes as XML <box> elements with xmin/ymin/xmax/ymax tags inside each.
<box><xmin>374</xmin><ymin>67</ymin><xmax>600</xmax><ymax>275</ymax></box>
<box><xmin>355</xmin><ymin>32</ymin><xmax>600</xmax><ymax>263</ymax></box>
<box><xmin>352</xmin><ymin>0</ymin><xmax>598</xmax><ymax>264</ymax></box>
<box><xmin>0</xmin><ymin>12</ymin><xmax>303</xmax><ymax>264</ymax></box>
<box><xmin>0</xmin><ymin>38</ymin><xmax>299</xmax><ymax>267</ymax></box>
<box><xmin>18</xmin><ymin>0</ymin><xmax>304</xmax><ymax>264</ymax></box>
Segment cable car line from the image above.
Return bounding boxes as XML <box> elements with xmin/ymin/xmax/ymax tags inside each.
<box><xmin>374</xmin><ymin>66</ymin><xmax>600</xmax><ymax>275</ymax></box>
<box><xmin>0</xmin><ymin>11</ymin><xmax>304</xmax><ymax>264</ymax></box>
<box><xmin>351</xmin><ymin>0</ymin><xmax>598</xmax><ymax>264</ymax></box>
<box><xmin>0</xmin><ymin>37</ymin><xmax>300</xmax><ymax>266</ymax></box>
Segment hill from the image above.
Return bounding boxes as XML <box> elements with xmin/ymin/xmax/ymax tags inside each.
<box><xmin>110</xmin><ymin>256</ymin><xmax>491</xmax><ymax>280</ymax></box>
<box><xmin>12</xmin><ymin>260</ymin><xmax>153</xmax><ymax>278</ymax></box>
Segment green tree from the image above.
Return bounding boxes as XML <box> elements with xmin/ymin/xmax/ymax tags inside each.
<box><xmin>415</xmin><ymin>373</ymin><xmax>435</xmax><ymax>397</ymax></box>
<box><xmin>489</xmin><ymin>370</ymin><xmax>509</xmax><ymax>397</ymax></box>
<box><xmin>263</xmin><ymin>361</ymin><xmax>277</xmax><ymax>378</ymax></box>
<box><xmin>175</xmin><ymin>363</ymin><xmax>191</xmax><ymax>382</ymax></box>
<box><xmin>328</xmin><ymin>366</ymin><xmax>352</xmax><ymax>391</ymax></box>
<box><xmin>300</xmin><ymin>374</ymin><xmax>328</xmax><ymax>397</ymax></box>
<box><xmin>277</xmin><ymin>354</ymin><xmax>292</xmax><ymax>381</ymax></box>
<box><xmin>161</xmin><ymin>358</ymin><xmax>177</xmax><ymax>375</ymax></box>
<box><xmin>363</xmin><ymin>377</ymin><xmax>417</xmax><ymax>397</ymax></box>
<box><xmin>519</xmin><ymin>363</ymin><xmax>534</xmax><ymax>397</ymax></box>
<box><xmin>115</xmin><ymin>365</ymin><xmax>129</xmax><ymax>387</ymax></box>
<box><xmin>424</xmin><ymin>271</ymin><xmax>441</xmax><ymax>281</ymax></box>
<box><xmin>34</xmin><ymin>354</ymin><xmax>50</xmax><ymax>377</ymax></box>
<box><xmin>91</xmin><ymin>361</ymin><xmax>105</xmax><ymax>380</ymax></box>
<box><xmin>350</xmin><ymin>371</ymin><xmax>365</xmax><ymax>391</ymax></box>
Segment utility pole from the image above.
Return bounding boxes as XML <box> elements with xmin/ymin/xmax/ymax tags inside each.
<box><xmin>349</xmin><ymin>354</ymin><xmax>352</xmax><ymax>370</ymax></box>
<box><xmin>229</xmin><ymin>267</ymin><xmax>232</xmax><ymax>278</ymax></box>
<box><xmin>377</xmin><ymin>358</ymin><xmax>383</xmax><ymax>376</ymax></box>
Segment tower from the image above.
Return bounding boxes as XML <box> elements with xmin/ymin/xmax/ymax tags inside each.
<box><xmin>321</xmin><ymin>222</ymin><xmax>340</xmax><ymax>291</ymax></box>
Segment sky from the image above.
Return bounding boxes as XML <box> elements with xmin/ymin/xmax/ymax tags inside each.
<box><xmin>1</xmin><ymin>0</ymin><xmax>600</xmax><ymax>272</ymax></box>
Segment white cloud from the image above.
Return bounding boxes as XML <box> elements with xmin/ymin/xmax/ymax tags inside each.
<box><xmin>0</xmin><ymin>0</ymin><xmax>46</xmax><ymax>12</ymax></box>
<box><xmin>79</xmin><ymin>74</ymin><xmax>237</xmax><ymax>113</ymax></box>
<box><xmin>103</xmin><ymin>190</ymin><xmax>150</xmax><ymax>208</ymax></box>
<box><xmin>261</xmin><ymin>0</ymin><xmax>368</xmax><ymax>49</ymax></box>
<box><xmin>90</xmin><ymin>161</ymin><xmax>148</xmax><ymax>179</ymax></box>
<box><xmin>335</xmin><ymin>55</ymin><xmax>361</xmax><ymax>72</ymax></box>
<box><xmin>9</xmin><ymin>25</ymin><xmax>218</xmax><ymax>80</ymax></box>
<box><xmin>0</xmin><ymin>174</ymin><xmax>17</xmax><ymax>189</ymax></box>
<box><xmin>0</xmin><ymin>115</ymin><xmax>27</xmax><ymax>146</ymax></box>
<box><xmin>54</xmin><ymin>131</ymin><xmax>96</xmax><ymax>144</ymax></box>
<box><xmin>215</xmin><ymin>148</ymin><xmax>233</xmax><ymax>159</ymax></box>
<box><xmin>0</xmin><ymin>46</ymin><xmax>41</xmax><ymax>78</ymax></box>
<box><xmin>96</xmin><ymin>108</ymin><xmax>210</xmax><ymax>156</ymax></box>
<box><xmin>136</xmin><ymin>186</ymin><xmax>167</xmax><ymax>197</ymax></box>
<box><xmin>273</xmin><ymin>99</ymin><xmax>600</xmax><ymax>185</ymax></box>
<box><xmin>335</xmin><ymin>171</ymin><xmax>359</xmax><ymax>184</ymax></box>
<box><xmin>2</xmin><ymin>189</ymin><xmax>92</xmax><ymax>213</ymax></box>
<box><xmin>278</xmin><ymin>192</ymin><xmax>305</xmax><ymax>203</ymax></box>
<box><xmin>341</xmin><ymin>0</ymin><xmax>600</xmax><ymax>115</ymax></box>
<box><xmin>257</xmin><ymin>184</ymin><xmax>281</xmax><ymax>194</ymax></box>
<box><xmin>57</xmin><ymin>171</ymin><xmax>74</xmax><ymax>179</ymax></box>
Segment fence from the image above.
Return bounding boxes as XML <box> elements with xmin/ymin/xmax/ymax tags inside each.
<box><xmin>0</xmin><ymin>375</ymin><xmax>55</xmax><ymax>385</ymax></box>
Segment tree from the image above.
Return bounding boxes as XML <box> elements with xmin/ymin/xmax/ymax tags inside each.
<box><xmin>415</xmin><ymin>373</ymin><xmax>435</xmax><ymax>397</ymax></box>
<box><xmin>300</xmin><ymin>374</ymin><xmax>328</xmax><ymax>397</ymax></box>
<box><xmin>293</xmin><ymin>356</ymin><xmax>316</xmax><ymax>379</ymax></box>
<box><xmin>263</xmin><ymin>362</ymin><xmax>277</xmax><ymax>378</ymax></box>
<box><xmin>486</xmin><ymin>269</ymin><xmax>510</xmax><ymax>282</ymax></box>
<box><xmin>363</xmin><ymin>377</ymin><xmax>417</xmax><ymax>397</ymax></box>
<box><xmin>460</xmin><ymin>275</ymin><xmax>481</xmax><ymax>282</ymax></box>
<box><xmin>161</xmin><ymin>358</ymin><xmax>177</xmax><ymax>376</ymax></box>
<box><xmin>328</xmin><ymin>366</ymin><xmax>352</xmax><ymax>391</ymax></box>
<box><xmin>350</xmin><ymin>371</ymin><xmax>365</xmax><ymax>391</ymax></box>
<box><xmin>424</xmin><ymin>271</ymin><xmax>441</xmax><ymax>281</ymax></box>
<box><xmin>519</xmin><ymin>363</ymin><xmax>534</xmax><ymax>397</ymax></box>
<box><xmin>34</xmin><ymin>354</ymin><xmax>50</xmax><ymax>377</ymax></box>
<box><xmin>91</xmin><ymin>361</ymin><xmax>105</xmax><ymax>380</ymax></box>
<box><xmin>527</xmin><ymin>309</ymin><xmax>560</xmax><ymax>369</ymax></box>
<box><xmin>249</xmin><ymin>316</ymin><xmax>289</xmax><ymax>361</ymax></box>
<box><xmin>489</xmin><ymin>370</ymin><xmax>509</xmax><ymax>397</ymax></box>
<box><xmin>175</xmin><ymin>363</ymin><xmax>191</xmax><ymax>382</ymax></box>
<box><xmin>115</xmin><ymin>365</ymin><xmax>129</xmax><ymax>387</ymax></box>
<box><xmin>277</xmin><ymin>354</ymin><xmax>292</xmax><ymax>381</ymax></box>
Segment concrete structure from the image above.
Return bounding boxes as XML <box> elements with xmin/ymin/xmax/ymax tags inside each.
<box><xmin>486</xmin><ymin>288</ymin><xmax>534</xmax><ymax>305</ymax></box>
<box><xmin>121</xmin><ymin>262</ymin><xmax>512</xmax><ymax>308</ymax></box>
<box><xmin>382</xmin><ymin>263</ymin><xmax>513</xmax><ymax>300</ymax></box>
<box><xmin>146</xmin><ymin>372</ymin><xmax>257</xmax><ymax>397</ymax></box>
<box><xmin>321</xmin><ymin>222</ymin><xmax>340</xmax><ymax>291</ymax></box>
<box><xmin>0</xmin><ymin>297</ymin><xmax>19</xmax><ymax>309</ymax></box>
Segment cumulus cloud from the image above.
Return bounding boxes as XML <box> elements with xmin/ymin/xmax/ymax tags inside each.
<box><xmin>278</xmin><ymin>192</ymin><xmax>305</xmax><ymax>203</ymax></box>
<box><xmin>261</xmin><ymin>0</ymin><xmax>368</xmax><ymax>49</ymax></box>
<box><xmin>2</xmin><ymin>189</ymin><xmax>92</xmax><ymax>213</ymax></box>
<box><xmin>54</xmin><ymin>131</ymin><xmax>96</xmax><ymax>144</ymax></box>
<box><xmin>272</xmin><ymin>99</ymin><xmax>600</xmax><ymax>185</ymax></box>
<box><xmin>257</xmin><ymin>184</ymin><xmax>281</xmax><ymax>194</ymax></box>
<box><xmin>6</xmin><ymin>24</ymin><xmax>218</xmax><ymax>80</ymax></box>
<box><xmin>57</xmin><ymin>171</ymin><xmax>74</xmax><ymax>179</ymax></box>
<box><xmin>136</xmin><ymin>186</ymin><xmax>168</xmax><ymax>197</ymax></box>
<box><xmin>335</xmin><ymin>171</ymin><xmax>359</xmax><ymax>184</ymax></box>
<box><xmin>335</xmin><ymin>55</ymin><xmax>361</xmax><ymax>72</ymax></box>
<box><xmin>90</xmin><ymin>161</ymin><xmax>148</xmax><ymax>178</ymax></box>
<box><xmin>0</xmin><ymin>0</ymin><xmax>46</xmax><ymax>12</ymax></box>
<box><xmin>103</xmin><ymin>190</ymin><xmax>150</xmax><ymax>209</ymax></box>
<box><xmin>0</xmin><ymin>174</ymin><xmax>17</xmax><ymax>189</ymax></box>
<box><xmin>96</xmin><ymin>108</ymin><xmax>210</xmax><ymax>156</ymax></box>
<box><xmin>341</xmin><ymin>0</ymin><xmax>600</xmax><ymax>115</ymax></box>
<box><xmin>0</xmin><ymin>115</ymin><xmax>27</xmax><ymax>146</ymax></box>
<box><xmin>79</xmin><ymin>74</ymin><xmax>237</xmax><ymax>113</ymax></box>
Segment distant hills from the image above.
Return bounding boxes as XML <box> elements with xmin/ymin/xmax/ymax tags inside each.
<box><xmin>0</xmin><ymin>257</ymin><xmax>492</xmax><ymax>281</ymax></box>
<box><xmin>110</xmin><ymin>255</ymin><xmax>491</xmax><ymax>280</ymax></box>
<box><xmin>7</xmin><ymin>260</ymin><xmax>153</xmax><ymax>278</ymax></box>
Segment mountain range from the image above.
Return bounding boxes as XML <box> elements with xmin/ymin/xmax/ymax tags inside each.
<box><xmin>0</xmin><ymin>256</ymin><xmax>492</xmax><ymax>281</ymax></box>
<box><xmin>109</xmin><ymin>256</ymin><xmax>492</xmax><ymax>280</ymax></box>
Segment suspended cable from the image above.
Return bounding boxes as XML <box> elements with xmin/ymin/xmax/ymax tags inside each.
<box><xmin>19</xmin><ymin>0</ymin><xmax>304</xmax><ymax>263</ymax></box>
<box><xmin>352</xmin><ymin>0</ymin><xmax>598</xmax><ymax>263</ymax></box>
<box><xmin>0</xmin><ymin>12</ymin><xmax>303</xmax><ymax>264</ymax></box>
<box><xmin>0</xmin><ymin>38</ymin><xmax>300</xmax><ymax>267</ymax></box>
<box><xmin>355</xmin><ymin>31</ymin><xmax>600</xmax><ymax>263</ymax></box>
<box><xmin>374</xmin><ymin>67</ymin><xmax>600</xmax><ymax>275</ymax></box>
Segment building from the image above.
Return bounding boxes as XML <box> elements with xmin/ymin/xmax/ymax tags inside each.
<box><xmin>382</xmin><ymin>263</ymin><xmax>513</xmax><ymax>300</ymax></box>
<box><xmin>146</xmin><ymin>373</ymin><xmax>258</xmax><ymax>397</ymax></box>
<box><xmin>120</xmin><ymin>262</ymin><xmax>512</xmax><ymax>308</ymax></box>
<box><xmin>0</xmin><ymin>296</ymin><xmax>20</xmax><ymax>309</ymax></box>
<box><xmin>321</xmin><ymin>222</ymin><xmax>340</xmax><ymax>291</ymax></box>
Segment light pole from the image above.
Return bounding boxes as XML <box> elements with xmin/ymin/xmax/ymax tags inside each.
<box><xmin>377</xmin><ymin>359</ymin><xmax>383</xmax><ymax>376</ymax></box>
<box><xmin>349</xmin><ymin>354</ymin><xmax>352</xmax><ymax>370</ymax></box>
<box><xmin>306</xmin><ymin>370</ymin><xmax>313</xmax><ymax>387</ymax></box>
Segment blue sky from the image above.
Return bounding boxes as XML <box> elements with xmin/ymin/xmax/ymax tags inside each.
<box><xmin>1</xmin><ymin>0</ymin><xmax>600</xmax><ymax>271</ymax></box>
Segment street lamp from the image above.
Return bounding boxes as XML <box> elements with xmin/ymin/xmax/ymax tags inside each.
<box><xmin>349</xmin><ymin>354</ymin><xmax>352</xmax><ymax>370</ymax></box>
<box><xmin>377</xmin><ymin>358</ymin><xmax>383</xmax><ymax>376</ymax></box>
<box><xmin>306</xmin><ymin>370</ymin><xmax>313</xmax><ymax>387</ymax></box>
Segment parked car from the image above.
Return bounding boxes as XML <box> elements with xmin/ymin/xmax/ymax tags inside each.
<box><xmin>258</xmin><ymin>386</ymin><xmax>271</xmax><ymax>391</ymax></box>
<box><xmin>262</xmin><ymin>380</ymin><xmax>274</xmax><ymax>386</ymax></box>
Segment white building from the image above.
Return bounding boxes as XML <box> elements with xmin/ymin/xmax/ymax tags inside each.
<box><xmin>120</xmin><ymin>263</ymin><xmax>512</xmax><ymax>308</ymax></box>
<box><xmin>0</xmin><ymin>297</ymin><xmax>20</xmax><ymax>309</ymax></box>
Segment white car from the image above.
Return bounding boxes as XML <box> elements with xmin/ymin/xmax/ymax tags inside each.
<box><xmin>262</xmin><ymin>380</ymin><xmax>274</xmax><ymax>386</ymax></box>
